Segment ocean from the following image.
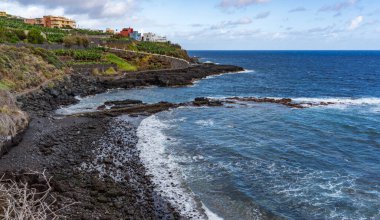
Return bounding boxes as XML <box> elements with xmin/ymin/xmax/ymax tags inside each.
<box><xmin>59</xmin><ymin>51</ymin><xmax>380</xmax><ymax>219</ymax></box>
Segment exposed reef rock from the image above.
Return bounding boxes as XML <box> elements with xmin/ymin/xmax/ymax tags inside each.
<box><xmin>226</xmin><ymin>97</ymin><xmax>306</xmax><ymax>108</ymax></box>
<box><xmin>76</xmin><ymin>96</ymin><xmax>343</xmax><ymax>119</ymax></box>
<box><xmin>18</xmin><ymin>63</ymin><xmax>244</xmax><ymax>116</ymax></box>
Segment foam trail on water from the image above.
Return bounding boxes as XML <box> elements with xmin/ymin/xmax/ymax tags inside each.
<box><xmin>292</xmin><ymin>97</ymin><xmax>380</xmax><ymax>109</ymax></box>
<box><xmin>202</xmin><ymin>203</ymin><xmax>223</xmax><ymax>220</ymax></box>
<box><xmin>204</xmin><ymin>69</ymin><xmax>254</xmax><ymax>80</ymax></box>
<box><xmin>137</xmin><ymin>115</ymin><xmax>212</xmax><ymax>219</ymax></box>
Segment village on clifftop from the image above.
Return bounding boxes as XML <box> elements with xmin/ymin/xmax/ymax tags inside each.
<box><xmin>0</xmin><ymin>10</ymin><xmax>168</xmax><ymax>43</ymax></box>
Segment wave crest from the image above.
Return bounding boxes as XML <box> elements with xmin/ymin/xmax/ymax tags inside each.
<box><xmin>137</xmin><ymin>115</ymin><xmax>216</xmax><ymax>219</ymax></box>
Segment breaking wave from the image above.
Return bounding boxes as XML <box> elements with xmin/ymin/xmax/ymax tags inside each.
<box><xmin>136</xmin><ymin>115</ymin><xmax>221</xmax><ymax>219</ymax></box>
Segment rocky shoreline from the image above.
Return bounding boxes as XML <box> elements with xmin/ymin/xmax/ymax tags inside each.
<box><xmin>0</xmin><ymin>63</ymin><xmax>243</xmax><ymax>219</ymax></box>
<box><xmin>18</xmin><ymin>63</ymin><xmax>244</xmax><ymax>116</ymax></box>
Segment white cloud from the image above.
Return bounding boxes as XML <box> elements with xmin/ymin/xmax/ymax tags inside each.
<box><xmin>0</xmin><ymin>1</ymin><xmax>65</xmax><ymax>18</ymax></box>
<box><xmin>348</xmin><ymin>16</ymin><xmax>364</xmax><ymax>30</ymax></box>
<box><xmin>218</xmin><ymin>0</ymin><xmax>271</xmax><ymax>9</ymax></box>
<box><xmin>11</xmin><ymin>0</ymin><xmax>143</xmax><ymax>19</ymax></box>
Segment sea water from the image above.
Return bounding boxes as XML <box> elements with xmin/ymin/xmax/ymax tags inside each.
<box><xmin>60</xmin><ymin>51</ymin><xmax>380</xmax><ymax>219</ymax></box>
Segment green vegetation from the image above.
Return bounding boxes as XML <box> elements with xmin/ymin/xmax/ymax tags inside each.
<box><xmin>0</xmin><ymin>16</ymin><xmax>107</xmax><ymax>44</ymax></box>
<box><xmin>104</xmin><ymin>53</ymin><xmax>137</xmax><ymax>71</ymax></box>
<box><xmin>0</xmin><ymin>45</ymin><xmax>65</xmax><ymax>92</ymax></box>
<box><xmin>53</xmin><ymin>48</ymin><xmax>104</xmax><ymax>62</ymax></box>
<box><xmin>104</xmin><ymin>67</ymin><xmax>118</xmax><ymax>75</ymax></box>
<box><xmin>0</xmin><ymin>27</ymin><xmax>45</xmax><ymax>44</ymax></box>
<box><xmin>0</xmin><ymin>17</ymin><xmax>64</xmax><ymax>43</ymax></box>
<box><xmin>105</xmin><ymin>35</ymin><xmax>132</xmax><ymax>43</ymax></box>
<box><xmin>27</xmin><ymin>29</ymin><xmax>44</xmax><ymax>44</ymax></box>
<box><xmin>133</xmin><ymin>41</ymin><xmax>190</xmax><ymax>61</ymax></box>
<box><xmin>0</xmin><ymin>82</ymin><xmax>9</xmax><ymax>90</ymax></box>
<box><xmin>63</xmin><ymin>35</ymin><xmax>89</xmax><ymax>48</ymax></box>
<box><xmin>31</xmin><ymin>47</ymin><xmax>65</xmax><ymax>69</ymax></box>
<box><xmin>0</xmin><ymin>27</ymin><xmax>25</xmax><ymax>43</ymax></box>
<box><xmin>73</xmin><ymin>50</ymin><xmax>102</xmax><ymax>61</ymax></box>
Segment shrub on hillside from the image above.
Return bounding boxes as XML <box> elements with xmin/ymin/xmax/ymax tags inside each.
<box><xmin>27</xmin><ymin>29</ymin><xmax>44</xmax><ymax>44</ymax></box>
<box><xmin>30</xmin><ymin>47</ymin><xmax>65</xmax><ymax>69</ymax></box>
<box><xmin>73</xmin><ymin>50</ymin><xmax>102</xmax><ymax>61</ymax></box>
<box><xmin>63</xmin><ymin>36</ymin><xmax>90</xmax><ymax>48</ymax></box>
<box><xmin>134</xmin><ymin>41</ymin><xmax>190</xmax><ymax>61</ymax></box>
<box><xmin>0</xmin><ymin>27</ymin><xmax>21</xmax><ymax>43</ymax></box>
<box><xmin>63</xmin><ymin>36</ymin><xmax>77</xmax><ymax>48</ymax></box>
<box><xmin>78</xmin><ymin>37</ymin><xmax>89</xmax><ymax>48</ymax></box>
<box><xmin>13</xmin><ymin>30</ymin><xmax>27</xmax><ymax>41</ymax></box>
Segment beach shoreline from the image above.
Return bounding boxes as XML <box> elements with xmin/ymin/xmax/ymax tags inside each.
<box><xmin>0</xmin><ymin>63</ymin><xmax>244</xmax><ymax>219</ymax></box>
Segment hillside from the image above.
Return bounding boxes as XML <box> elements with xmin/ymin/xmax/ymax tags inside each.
<box><xmin>1</xmin><ymin>15</ymin><xmax>192</xmax><ymax>62</ymax></box>
<box><xmin>105</xmin><ymin>40</ymin><xmax>191</xmax><ymax>61</ymax></box>
<box><xmin>0</xmin><ymin>16</ymin><xmax>106</xmax><ymax>44</ymax></box>
<box><xmin>0</xmin><ymin>45</ymin><xmax>68</xmax><ymax>151</ymax></box>
<box><xmin>0</xmin><ymin>45</ymin><xmax>65</xmax><ymax>92</ymax></box>
<box><xmin>0</xmin><ymin>90</ymin><xmax>28</xmax><ymax>138</ymax></box>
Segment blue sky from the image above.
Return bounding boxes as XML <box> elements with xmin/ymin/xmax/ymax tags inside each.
<box><xmin>1</xmin><ymin>0</ymin><xmax>380</xmax><ymax>50</ymax></box>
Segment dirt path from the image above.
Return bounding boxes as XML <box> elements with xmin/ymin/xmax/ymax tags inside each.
<box><xmin>14</xmin><ymin>75</ymin><xmax>66</xmax><ymax>98</ymax></box>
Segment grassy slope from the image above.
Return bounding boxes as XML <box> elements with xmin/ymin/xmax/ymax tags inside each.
<box><xmin>104</xmin><ymin>53</ymin><xmax>137</xmax><ymax>71</ymax></box>
<box><xmin>0</xmin><ymin>45</ymin><xmax>68</xmax><ymax>143</ymax></box>
<box><xmin>107</xmin><ymin>41</ymin><xmax>191</xmax><ymax>61</ymax></box>
<box><xmin>0</xmin><ymin>45</ymin><xmax>65</xmax><ymax>92</ymax></box>
<box><xmin>136</xmin><ymin>42</ymin><xmax>190</xmax><ymax>61</ymax></box>
<box><xmin>0</xmin><ymin>90</ymin><xmax>28</xmax><ymax>137</ymax></box>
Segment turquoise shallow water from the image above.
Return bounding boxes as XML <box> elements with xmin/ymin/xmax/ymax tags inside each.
<box><xmin>60</xmin><ymin>51</ymin><xmax>380</xmax><ymax>219</ymax></box>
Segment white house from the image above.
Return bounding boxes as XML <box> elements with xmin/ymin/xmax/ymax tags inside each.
<box><xmin>143</xmin><ymin>32</ymin><xmax>168</xmax><ymax>43</ymax></box>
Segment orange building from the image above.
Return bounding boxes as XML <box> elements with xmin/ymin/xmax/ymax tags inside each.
<box><xmin>24</xmin><ymin>16</ymin><xmax>76</xmax><ymax>29</ymax></box>
<box><xmin>44</xmin><ymin>16</ymin><xmax>76</xmax><ymax>28</ymax></box>
<box><xmin>0</xmin><ymin>11</ymin><xmax>7</xmax><ymax>17</ymax></box>
<box><xmin>24</xmin><ymin>18</ymin><xmax>45</xmax><ymax>26</ymax></box>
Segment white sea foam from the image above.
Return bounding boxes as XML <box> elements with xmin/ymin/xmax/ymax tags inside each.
<box><xmin>190</xmin><ymin>69</ymin><xmax>254</xmax><ymax>86</ymax></box>
<box><xmin>293</xmin><ymin>97</ymin><xmax>380</xmax><ymax>105</ymax></box>
<box><xmin>202</xmin><ymin>203</ymin><xmax>224</xmax><ymax>220</ymax></box>
<box><xmin>136</xmin><ymin>115</ymin><xmax>210</xmax><ymax>219</ymax></box>
<box><xmin>237</xmin><ymin>69</ymin><xmax>255</xmax><ymax>74</ymax></box>
<box><xmin>195</xmin><ymin>119</ymin><xmax>215</xmax><ymax>127</ymax></box>
<box><xmin>292</xmin><ymin>97</ymin><xmax>380</xmax><ymax>110</ymax></box>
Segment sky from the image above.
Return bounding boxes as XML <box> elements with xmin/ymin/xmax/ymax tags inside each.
<box><xmin>1</xmin><ymin>0</ymin><xmax>380</xmax><ymax>50</ymax></box>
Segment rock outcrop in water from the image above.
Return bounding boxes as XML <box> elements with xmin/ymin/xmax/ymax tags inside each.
<box><xmin>18</xmin><ymin>63</ymin><xmax>244</xmax><ymax>116</ymax></box>
<box><xmin>77</xmin><ymin>96</ymin><xmax>338</xmax><ymax>119</ymax></box>
<box><xmin>226</xmin><ymin>97</ymin><xmax>306</xmax><ymax>108</ymax></box>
